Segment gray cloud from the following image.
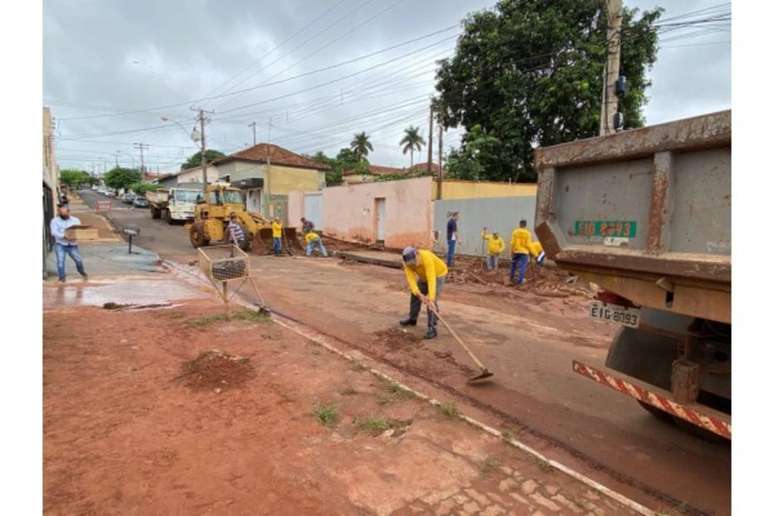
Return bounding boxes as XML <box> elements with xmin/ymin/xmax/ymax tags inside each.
<box><xmin>44</xmin><ymin>0</ymin><xmax>730</xmax><ymax>173</ymax></box>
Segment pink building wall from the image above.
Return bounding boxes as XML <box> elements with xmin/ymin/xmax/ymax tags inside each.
<box><xmin>321</xmin><ymin>176</ymin><xmax>434</xmax><ymax>249</ymax></box>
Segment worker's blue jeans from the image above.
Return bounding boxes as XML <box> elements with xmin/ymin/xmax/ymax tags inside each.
<box><xmin>486</xmin><ymin>255</ymin><xmax>499</xmax><ymax>270</ymax></box>
<box><xmin>54</xmin><ymin>243</ymin><xmax>86</xmax><ymax>281</ymax></box>
<box><xmin>446</xmin><ymin>239</ymin><xmax>456</xmax><ymax>266</ymax></box>
<box><xmin>409</xmin><ymin>277</ymin><xmax>446</xmax><ymax>328</ymax></box>
<box><xmin>306</xmin><ymin>240</ymin><xmax>328</xmax><ymax>257</ymax></box>
<box><xmin>510</xmin><ymin>253</ymin><xmax>529</xmax><ymax>284</ymax></box>
<box><xmin>272</xmin><ymin>237</ymin><xmax>281</xmax><ymax>255</ymax></box>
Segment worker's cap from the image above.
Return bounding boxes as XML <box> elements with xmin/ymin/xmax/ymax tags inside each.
<box><xmin>401</xmin><ymin>246</ymin><xmax>417</xmax><ymax>264</ymax></box>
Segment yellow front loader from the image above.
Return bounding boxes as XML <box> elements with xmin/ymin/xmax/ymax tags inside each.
<box><xmin>188</xmin><ymin>184</ymin><xmax>300</xmax><ymax>253</ymax></box>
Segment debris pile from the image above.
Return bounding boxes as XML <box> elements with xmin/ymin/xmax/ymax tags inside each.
<box><xmin>374</xmin><ymin>327</ymin><xmax>421</xmax><ymax>350</ymax></box>
<box><xmin>177</xmin><ymin>349</ymin><xmax>254</xmax><ymax>392</ymax></box>
<box><xmin>446</xmin><ymin>256</ymin><xmax>597</xmax><ymax>298</ymax></box>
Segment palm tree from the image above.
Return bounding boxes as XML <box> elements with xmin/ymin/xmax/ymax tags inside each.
<box><xmin>350</xmin><ymin>132</ymin><xmax>373</xmax><ymax>161</ymax></box>
<box><xmin>400</xmin><ymin>126</ymin><xmax>425</xmax><ymax>167</ymax></box>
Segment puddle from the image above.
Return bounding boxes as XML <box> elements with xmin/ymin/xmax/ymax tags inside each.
<box><xmin>44</xmin><ymin>278</ymin><xmax>206</xmax><ymax>309</ymax></box>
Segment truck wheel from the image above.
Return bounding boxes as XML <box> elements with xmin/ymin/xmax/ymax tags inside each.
<box><xmin>163</xmin><ymin>209</ymin><xmax>172</xmax><ymax>224</ymax></box>
<box><xmin>151</xmin><ymin>207</ymin><xmax>161</xmax><ymax>219</ymax></box>
<box><xmin>190</xmin><ymin>222</ymin><xmax>210</xmax><ymax>248</ymax></box>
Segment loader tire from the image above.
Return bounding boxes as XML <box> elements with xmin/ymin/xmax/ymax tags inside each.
<box><xmin>190</xmin><ymin>222</ymin><xmax>210</xmax><ymax>248</ymax></box>
<box><xmin>151</xmin><ymin>207</ymin><xmax>161</xmax><ymax>219</ymax></box>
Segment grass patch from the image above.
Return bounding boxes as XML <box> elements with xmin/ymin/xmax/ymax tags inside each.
<box><xmin>312</xmin><ymin>403</ymin><xmax>339</xmax><ymax>427</ymax></box>
<box><xmin>353</xmin><ymin>416</ymin><xmax>411</xmax><ymax>436</ymax></box>
<box><xmin>501</xmin><ymin>424</ymin><xmax>526</xmax><ymax>442</ymax></box>
<box><xmin>531</xmin><ymin>456</ymin><xmax>555</xmax><ymax>473</ymax></box>
<box><xmin>377</xmin><ymin>380</ymin><xmax>417</xmax><ymax>405</ymax></box>
<box><xmin>188</xmin><ymin>309</ymin><xmax>271</xmax><ymax>328</ymax></box>
<box><xmin>437</xmin><ymin>401</ymin><xmax>459</xmax><ymax>418</ymax></box>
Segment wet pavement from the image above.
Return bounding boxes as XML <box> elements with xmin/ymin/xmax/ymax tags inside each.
<box><xmin>45</xmin><ymin>242</ymin><xmax>165</xmax><ymax>280</ymax></box>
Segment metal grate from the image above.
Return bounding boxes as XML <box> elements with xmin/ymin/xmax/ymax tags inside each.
<box><xmin>198</xmin><ymin>245</ymin><xmax>249</xmax><ymax>282</ymax></box>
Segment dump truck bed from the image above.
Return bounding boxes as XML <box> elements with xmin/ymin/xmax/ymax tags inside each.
<box><xmin>534</xmin><ymin>110</ymin><xmax>731</xmax><ymax>323</ymax></box>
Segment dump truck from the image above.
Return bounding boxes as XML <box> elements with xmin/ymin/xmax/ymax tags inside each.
<box><xmin>533</xmin><ymin>110</ymin><xmax>731</xmax><ymax>439</ymax></box>
<box><xmin>146</xmin><ymin>187</ymin><xmax>201</xmax><ymax>223</ymax></box>
<box><xmin>189</xmin><ymin>183</ymin><xmax>301</xmax><ymax>253</ymax></box>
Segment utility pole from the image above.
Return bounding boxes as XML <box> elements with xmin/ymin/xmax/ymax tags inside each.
<box><xmin>438</xmin><ymin>122</ymin><xmax>443</xmax><ymax>200</ymax></box>
<box><xmin>265</xmin><ymin>118</ymin><xmax>272</xmax><ymax>216</ymax></box>
<box><xmin>427</xmin><ymin>102</ymin><xmax>433</xmax><ymax>172</ymax></box>
<box><xmin>114</xmin><ymin>152</ymin><xmax>119</xmax><ymax>167</ymax></box>
<box><xmin>248</xmin><ymin>121</ymin><xmax>257</xmax><ymax>145</ymax></box>
<box><xmin>133</xmin><ymin>142</ymin><xmax>150</xmax><ymax>173</ymax></box>
<box><xmin>600</xmin><ymin>0</ymin><xmax>623</xmax><ymax>136</ymax></box>
<box><xmin>193</xmin><ymin>108</ymin><xmax>213</xmax><ymax>194</ymax></box>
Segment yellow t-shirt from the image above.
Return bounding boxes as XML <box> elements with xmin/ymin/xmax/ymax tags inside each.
<box><xmin>483</xmin><ymin>234</ymin><xmax>505</xmax><ymax>255</ymax></box>
<box><xmin>528</xmin><ymin>241</ymin><xmax>543</xmax><ymax>258</ymax></box>
<box><xmin>305</xmin><ymin>232</ymin><xmax>320</xmax><ymax>244</ymax></box>
<box><xmin>510</xmin><ymin>228</ymin><xmax>532</xmax><ymax>254</ymax></box>
<box><xmin>403</xmin><ymin>249</ymin><xmax>448</xmax><ymax>301</ymax></box>
<box><xmin>271</xmin><ymin>221</ymin><xmax>282</xmax><ymax>238</ymax></box>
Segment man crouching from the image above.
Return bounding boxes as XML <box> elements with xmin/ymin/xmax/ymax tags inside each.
<box><xmin>399</xmin><ymin>246</ymin><xmax>448</xmax><ymax>339</ymax></box>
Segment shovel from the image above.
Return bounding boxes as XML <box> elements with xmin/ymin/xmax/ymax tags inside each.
<box><xmin>428</xmin><ymin>304</ymin><xmax>494</xmax><ymax>384</ymax></box>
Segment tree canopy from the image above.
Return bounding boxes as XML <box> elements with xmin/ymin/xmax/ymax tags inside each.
<box><xmin>308</xmin><ymin>148</ymin><xmax>368</xmax><ymax>186</ymax></box>
<box><xmin>59</xmin><ymin>169</ymin><xmax>97</xmax><ymax>188</ymax></box>
<box><xmin>181</xmin><ymin>149</ymin><xmax>226</xmax><ymax>170</ymax></box>
<box><xmin>350</xmin><ymin>132</ymin><xmax>373</xmax><ymax>161</ymax></box>
<box><xmin>400</xmin><ymin>126</ymin><xmax>425</xmax><ymax>167</ymax></box>
<box><xmin>103</xmin><ymin>167</ymin><xmax>142</xmax><ymax>191</ymax></box>
<box><xmin>434</xmin><ymin>0</ymin><xmax>661</xmax><ymax>182</ymax></box>
<box><xmin>129</xmin><ymin>182</ymin><xmax>159</xmax><ymax>196</ymax></box>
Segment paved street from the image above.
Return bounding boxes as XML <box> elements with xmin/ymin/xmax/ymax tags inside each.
<box><xmin>80</xmin><ymin>189</ymin><xmax>731</xmax><ymax>515</ymax></box>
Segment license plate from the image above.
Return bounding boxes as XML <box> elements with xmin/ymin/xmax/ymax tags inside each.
<box><xmin>589</xmin><ymin>301</ymin><xmax>641</xmax><ymax>328</ymax></box>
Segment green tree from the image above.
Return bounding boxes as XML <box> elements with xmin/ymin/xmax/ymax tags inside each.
<box><xmin>181</xmin><ymin>149</ymin><xmax>226</xmax><ymax>170</ymax></box>
<box><xmin>103</xmin><ymin>167</ymin><xmax>142</xmax><ymax>191</ymax></box>
<box><xmin>350</xmin><ymin>132</ymin><xmax>373</xmax><ymax>161</ymax></box>
<box><xmin>434</xmin><ymin>0</ymin><xmax>661</xmax><ymax>182</ymax></box>
<box><xmin>59</xmin><ymin>169</ymin><xmax>96</xmax><ymax>188</ymax></box>
<box><xmin>128</xmin><ymin>182</ymin><xmax>159</xmax><ymax>196</ymax></box>
<box><xmin>307</xmin><ymin>148</ymin><xmax>368</xmax><ymax>186</ymax></box>
<box><xmin>400</xmin><ymin>126</ymin><xmax>425</xmax><ymax>167</ymax></box>
<box><xmin>445</xmin><ymin>125</ymin><xmax>501</xmax><ymax>180</ymax></box>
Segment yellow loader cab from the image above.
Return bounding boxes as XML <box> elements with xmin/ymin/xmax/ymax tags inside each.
<box><xmin>189</xmin><ymin>183</ymin><xmax>300</xmax><ymax>253</ymax></box>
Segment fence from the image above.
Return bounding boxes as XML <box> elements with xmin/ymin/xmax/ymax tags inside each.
<box><xmin>433</xmin><ymin>196</ymin><xmax>537</xmax><ymax>257</ymax></box>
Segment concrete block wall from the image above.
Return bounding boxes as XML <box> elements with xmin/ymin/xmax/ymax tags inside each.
<box><xmin>433</xmin><ymin>196</ymin><xmax>537</xmax><ymax>257</ymax></box>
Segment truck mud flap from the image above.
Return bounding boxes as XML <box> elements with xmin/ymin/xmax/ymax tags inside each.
<box><xmin>573</xmin><ymin>360</ymin><xmax>731</xmax><ymax>439</ymax></box>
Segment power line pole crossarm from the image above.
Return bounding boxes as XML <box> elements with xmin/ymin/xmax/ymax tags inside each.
<box><xmin>193</xmin><ymin>108</ymin><xmax>213</xmax><ymax>194</ymax></box>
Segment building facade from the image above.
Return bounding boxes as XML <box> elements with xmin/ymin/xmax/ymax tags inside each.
<box><xmin>214</xmin><ymin>143</ymin><xmax>328</xmax><ymax>223</ymax></box>
<box><xmin>42</xmin><ymin>107</ymin><xmax>58</xmax><ymax>277</ymax></box>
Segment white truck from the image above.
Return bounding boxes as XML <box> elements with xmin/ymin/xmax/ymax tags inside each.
<box><xmin>146</xmin><ymin>187</ymin><xmax>201</xmax><ymax>224</ymax></box>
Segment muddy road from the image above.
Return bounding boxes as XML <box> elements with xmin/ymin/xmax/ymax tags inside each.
<box><xmin>84</xmin><ymin>189</ymin><xmax>731</xmax><ymax>514</ymax></box>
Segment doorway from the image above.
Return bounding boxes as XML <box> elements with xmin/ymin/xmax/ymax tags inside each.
<box><xmin>374</xmin><ymin>197</ymin><xmax>386</xmax><ymax>242</ymax></box>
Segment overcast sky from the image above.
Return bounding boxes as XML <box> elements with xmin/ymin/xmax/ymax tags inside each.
<box><xmin>43</xmin><ymin>0</ymin><xmax>730</xmax><ymax>174</ymax></box>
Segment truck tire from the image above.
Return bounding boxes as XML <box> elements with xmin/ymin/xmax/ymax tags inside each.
<box><xmin>151</xmin><ymin>207</ymin><xmax>161</xmax><ymax>219</ymax></box>
<box><xmin>190</xmin><ymin>222</ymin><xmax>210</xmax><ymax>248</ymax></box>
<box><xmin>163</xmin><ymin>209</ymin><xmax>172</xmax><ymax>224</ymax></box>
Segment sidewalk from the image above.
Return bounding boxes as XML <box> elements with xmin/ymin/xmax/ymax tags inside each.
<box><xmin>44</xmin><ymin>291</ymin><xmax>638</xmax><ymax>515</ymax></box>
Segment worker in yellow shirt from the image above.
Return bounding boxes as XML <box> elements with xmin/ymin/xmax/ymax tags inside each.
<box><xmin>510</xmin><ymin>219</ymin><xmax>533</xmax><ymax>285</ymax></box>
<box><xmin>528</xmin><ymin>240</ymin><xmax>546</xmax><ymax>265</ymax></box>
<box><xmin>304</xmin><ymin>231</ymin><xmax>328</xmax><ymax>257</ymax></box>
<box><xmin>399</xmin><ymin>246</ymin><xmax>448</xmax><ymax>339</ymax></box>
<box><xmin>481</xmin><ymin>227</ymin><xmax>505</xmax><ymax>270</ymax></box>
<box><xmin>271</xmin><ymin>218</ymin><xmax>283</xmax><ymax>256</ymax></box>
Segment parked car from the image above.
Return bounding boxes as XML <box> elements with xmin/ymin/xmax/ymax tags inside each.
<box><xmin>122</xmin><ymin>192</ymin><xmax>136</xmax><ymax>204</ymax></box>
<box><xmin>132</xmin><ymin>197</ymin><xmax>149</xmax><ymax>208</ymax></box>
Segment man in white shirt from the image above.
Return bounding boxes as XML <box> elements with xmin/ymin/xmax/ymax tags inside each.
<box><xmin>49</xmin><ymin>204</ymin><xmax>88</xmax><ymax>282</ymax></box>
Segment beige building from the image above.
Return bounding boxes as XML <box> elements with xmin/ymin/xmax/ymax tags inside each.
<box><xmin>43</xmin><ymin>107</ymin><xmax>59</xmax><ymax>276</ymax></box>
<box><xmin>214</xmin><ymin>143</ymin><xmax>329</xmax><ymax>222</ymax></box>
<box><xmin>156</xmin><ymin>164</ymin><xmax>220</xmax><ymax>188</ymax></box>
